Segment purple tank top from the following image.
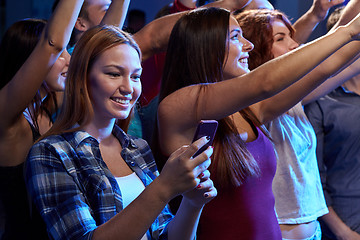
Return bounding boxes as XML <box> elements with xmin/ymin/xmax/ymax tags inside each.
<box><xmin>198</xmin><ymin>127</ymin><xmax>281</xmax><ymax>240</ymax></box>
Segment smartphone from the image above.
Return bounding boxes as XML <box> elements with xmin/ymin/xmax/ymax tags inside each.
<box><xmin>191</xmin><ymin>120</ymin><xmax>218</xmax><ymax>158</ymax></box>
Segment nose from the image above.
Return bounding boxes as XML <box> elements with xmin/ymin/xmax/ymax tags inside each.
<box><xmin>61</xmin><ymin>50</ymin><xmax>71</xmax><ymax>66</ymax></box>
<box><xmin>289</xmin><ymin>38</ymin><xmax>299</xmax><ymax>51</ymax></box>
<box><xmin>242</xmin><ymin>37</ymin><xmax>254</xmax><ymax>52</ymax></box>
<box><xmin>119</xmin><ymin>76</ymin><xmax>133</xmax><ymax>95</ymax></box>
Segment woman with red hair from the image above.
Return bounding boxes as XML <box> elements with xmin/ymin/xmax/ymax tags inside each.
<box><xmin>235</xmin><ymin>6</ymin><xmax>360</xmax><ymax>240</ymax></box>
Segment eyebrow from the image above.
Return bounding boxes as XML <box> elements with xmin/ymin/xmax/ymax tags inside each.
<box><xmin>273</xmin><ymin>32</ymin><xmax>286</xmax><ymax>37</ymax></box>
<box><xmin>230</xmin><ymin>29</ymin><xmax>242</xmax><ymax>35</ymax></box>
<box><xmin>104</xmin><ymin>65</ymin><xmax>142</xmax><ymax>72</ymax></box>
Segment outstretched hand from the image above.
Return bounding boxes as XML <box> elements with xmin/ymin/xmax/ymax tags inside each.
<box><xmin>156</xmin><ymin>136</ymin><xmax>215</xmax><ymax>202</ymax></box>
<box><xmin>311</xmin><ymin>0</ymin><xmax>345</xmax><ymax>21</ymax></box>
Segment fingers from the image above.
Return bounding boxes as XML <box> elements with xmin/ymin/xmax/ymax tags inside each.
<box><xmin>167</xmin><ymin>144</ymin><xmax>189</xmax><ymax>159</ymax></box>
<box><xmin>192</xmin><ymin>145</ymin><xmax>213</xmax><ymax>172</ymax></box>
<box><xmin>177</xmin><ymin>136</ymin><xmax>213</xmax><ymax>171</ymax></box>
<box><xmin>198</xmin><ymin>169</ymin><xmax>210</xmax><ymax>182</ymax></box>
<box><xmin>203</xmin><ymin>186</ymin><xmax>217</xmax><ymax>199</ymax></box>
<box><xmin>193</xmin><ymin>158</ymin><xmax>211</xmax><ymax>178</ymax></box>
<box><xmin>186</xmin><ymin>136</ymin><xmax>211</xmax><ymax>158</ymax></box>
<box><xmin>197</xmin><ymin>178</ymin><xmax>217</xmax><ymax>199</ymax></box>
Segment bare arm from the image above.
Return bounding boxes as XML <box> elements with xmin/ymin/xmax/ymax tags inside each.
<box><xmin>161</xmin><ymin>18</ymin><xmax>359</xmax><ymax>123</ymax></box>
<box><xmin>133</xmin><ymin>11</ymin><xmax>185</xmax><ymax>61</ymax></box>
<box><xmin>158</xmin><ymin>15</ymin><xmax>360</xmax><ymax>153</ymax></box>
<box><xmin>251</xmin><ymin>41</ymin><xmax>360</xmax><ymax>123</ymax></box>
<box><xmin>302</xmin><ymin>53</ymin><xmax>360</xmax><ymax>105</ymax></box>
<box><xmin>179</xmin><ymin>0</ymin><xmax>197</xmax><ymax>8</ymax></box>
<box><xmin>0</xmin><ymin>0</ymin><xmax>83</xmax><ymax>129</ymax></box>
<box><xmin>134</xmin><ymin>0</ymin><xmax>251</xmax><ymax>61</ymax></box>
<box><xmin>292</xmin><ymin>0</ymin><xmax>344</xmax><ymax>44</ymax></box>
<box><xmin>100</xmin><ymin>0</ymin><xmax>130</xmax><ymax>29</ymax></box>
<box><xmin>321</xmin><ymin>207</ymin><xmax>360</xmax><ymax>240</ymax></box>
<box><xmin>331</xmin><ymin>0</ymin><xmax>360</xmax><ymax>30</ymax></box>
<box><xmin>248</xmin><ymin>0</ymin><xmax>360</xmax><ymax>123</ymax></box>
<box><xmin>92</xmin><ymin>138</ymin><xmax>215</xmax><ymax>240</ymax></box>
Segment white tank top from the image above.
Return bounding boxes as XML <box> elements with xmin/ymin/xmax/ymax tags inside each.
<box><xmin>115</xmin><ymin>172</ymin><xmax>148</xmax><ymax>240</ymax></box>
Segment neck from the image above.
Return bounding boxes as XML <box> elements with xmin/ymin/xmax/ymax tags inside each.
<box><xmin>83</xmin><ymin>118</ymin><xmax>116</xmax><ymax>143</ymax></box>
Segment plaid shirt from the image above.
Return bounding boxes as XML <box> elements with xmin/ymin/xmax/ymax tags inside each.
<box><xmin>25</xmin><ymin>125</ymin><xmax>173</xmax><ymax>240</ymax></box>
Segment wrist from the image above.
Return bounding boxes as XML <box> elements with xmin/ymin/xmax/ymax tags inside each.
<box><xmin>150</xmin><ymin>177</ymin><xmax>174</xmax><ymax>204</ymax></box>
<box><xmin>330</xmin><ymin>25</ymin><xmax>353</xmax><ymax>45</ymax></box>
<box><xmin>180</xmin><ymin>196</ymin><xmax>205</xmax><ymax>211</ymax></box>
<box><xmin>309</xmin><ymin>5</ymin><xmax>327</xmax><ymax>22</ymax></box>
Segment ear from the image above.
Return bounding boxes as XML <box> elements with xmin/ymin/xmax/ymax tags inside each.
<box><xmin>74</xmin><ymin>17</ymin><xmax>89</xmax><ymax>32</ymax></box>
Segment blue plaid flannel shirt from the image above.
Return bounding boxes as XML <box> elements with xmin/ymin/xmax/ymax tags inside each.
<box><xmin>25</xmin><ymin>125</ymin><xmax>173</xmax><ymax>240</ymax></box>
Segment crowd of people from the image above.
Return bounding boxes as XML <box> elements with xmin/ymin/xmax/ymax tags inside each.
<box><xmin>0</xmin><ymin>0</ymin><xmax>359</xmax><ymax>239</ymax></box>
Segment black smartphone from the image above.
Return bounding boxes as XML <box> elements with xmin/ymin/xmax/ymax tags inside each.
<box><xmin>191</xmin><ymin>120</ymin><xmax>218</xmax><ymax>158</ymax></box>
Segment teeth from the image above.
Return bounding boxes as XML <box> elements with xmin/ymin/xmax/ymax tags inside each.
<box><xmin>239</xmin><ymin>58</ymin><xmax>248</xmax><ymax>63</ymax></box>
<box><xmin>112</xmin><ymin>98</ymin><xmax>130</xmax><ymax>104</ymax></box>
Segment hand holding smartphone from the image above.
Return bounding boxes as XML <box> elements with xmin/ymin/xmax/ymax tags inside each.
<box><xmin>192</xmin><ymin>120</ymin><xmax>218</xmax><ymax>158</ymax></box>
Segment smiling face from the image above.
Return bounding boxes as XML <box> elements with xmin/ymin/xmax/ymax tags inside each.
<box><xmin>223</xmin><ymin>16</ymin><xmax>254</xmax><ymax>80</ymax></box>
<box><xmin>271</xmin><ymin>19</ymin><xmax>299</xmax><ymax>58</ymax></box>
<box><xmin>44</xmin><ymin>49</ymin><xmax>70</xmax><ymax>92</ymax></box>
<box><xmin>88</xmin><ymin>44</ymin><xmax>142</xmax><ymax>122</ymax></box>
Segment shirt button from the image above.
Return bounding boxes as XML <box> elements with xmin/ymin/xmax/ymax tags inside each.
<box><xmin>130</xmin><ymin>161</ymin><xmax>136</xmax><ymax>166</ymax></box>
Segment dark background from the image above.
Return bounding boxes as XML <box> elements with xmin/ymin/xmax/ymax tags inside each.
<box><xmin>0</xmin><ymin>0</ymin><xmax>349</xmax><ymax>42</ymax></box>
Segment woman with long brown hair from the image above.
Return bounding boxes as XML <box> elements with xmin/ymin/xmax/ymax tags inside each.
<box><xmin>25</xmin><ymin>25</ymin><xmax>216</xmax><ymax>240</ymax></box>
<box><xmin>155</xmin><ymin>6</ymin><xmax>360</xmax><ymax>240</ymax></box>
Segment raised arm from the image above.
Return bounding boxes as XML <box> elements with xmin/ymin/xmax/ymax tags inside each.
<box><xmin>0</xmin><ymin>0</ymin><xmax>83</xmax><ymax>129</ymax></box>
<box><xmin>158</xmin><ymin>12</ymin><xmax>360</xmax><ymax>147</ymax></box>
<box><xmin>292</xmin><ymin>0</ymin><xmax>344</xmax><ymax>44</ymax></box>
<box><xmin>331</xmin><ymin>0</ymin><xmax>360</xmax><ymax>30</ymax></box>
<box><xmin>133</xmin><ymin>11</ymin><xmax>185</xmax><ymax>61</ymax></box>
<box><xmin>100</xmin><ymin>0</ymin><xmax>130</xmax><ymax>29</ymax></box>
<box><xmin>134</xmin><ymin>0</ymin><xmax>251</xmax><ymax>61</ymax></box>
<box><xmin>247</xmin><ymin>1</ymin><xmax>360</xmax><ymax>123</ymax></box>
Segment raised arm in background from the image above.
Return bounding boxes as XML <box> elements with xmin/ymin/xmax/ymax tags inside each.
<box><xmin>292</xmin><ymin>0</ymin><xmax>344</xmax><ymax>43</ymax></box>
<box><xmin>134</xmin><ymin>0</ymin><xmax>252</xmax><ymax>61</ymax></box>
<box><xmin>238</xmin><ymin>4</ymin><xmax>360</xmax><ymax>124</ymax></box>
<box><xmin>101</xmin><ymin>0</ymin><xmax>130</xmax><ymax>28</ymax></box>
<box><xmin>158</xmin><ymin>10</ymin><xmax>360</xmax><ymax>155</ymax></box>
<box><xmin>0</xmin><ymin>0</ymin><xmax>84</xmax><ymax>167</ymax></box>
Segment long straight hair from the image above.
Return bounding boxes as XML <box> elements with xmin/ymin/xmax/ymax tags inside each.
<box><xmin>157</xmin><ymin>7</ymin><xmax>267</xmax><ymax>187</ymax></box>
<box><xmin>40</xmin><ymin>25</ymin><xmax>141</xmax><ymax>140</ymax></box>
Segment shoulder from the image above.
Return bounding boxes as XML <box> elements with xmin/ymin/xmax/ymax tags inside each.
<box><xmin>28</xmin><ymin>131</ymin><xmax>85</xmax><ymax>160</ymax></box>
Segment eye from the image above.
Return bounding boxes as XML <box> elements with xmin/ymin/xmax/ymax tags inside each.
<box><xmin>131</xmin><ymin>74</ymin><xmax>141</xmax><ymax>82</ymax></box>
<box><xmin>275</xmin><ymin>37</ymin><xmax>284</xmax><ymax>42</ymax></box>
<box><xmin>231</xmin><ymin>33</ymin><xmax>240</xmax><ymax>41</ymax></box>
<box><xmin>106</xmin><ymin>72</ymin><xmax>121</xmax><ymax>77</ymax></box>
